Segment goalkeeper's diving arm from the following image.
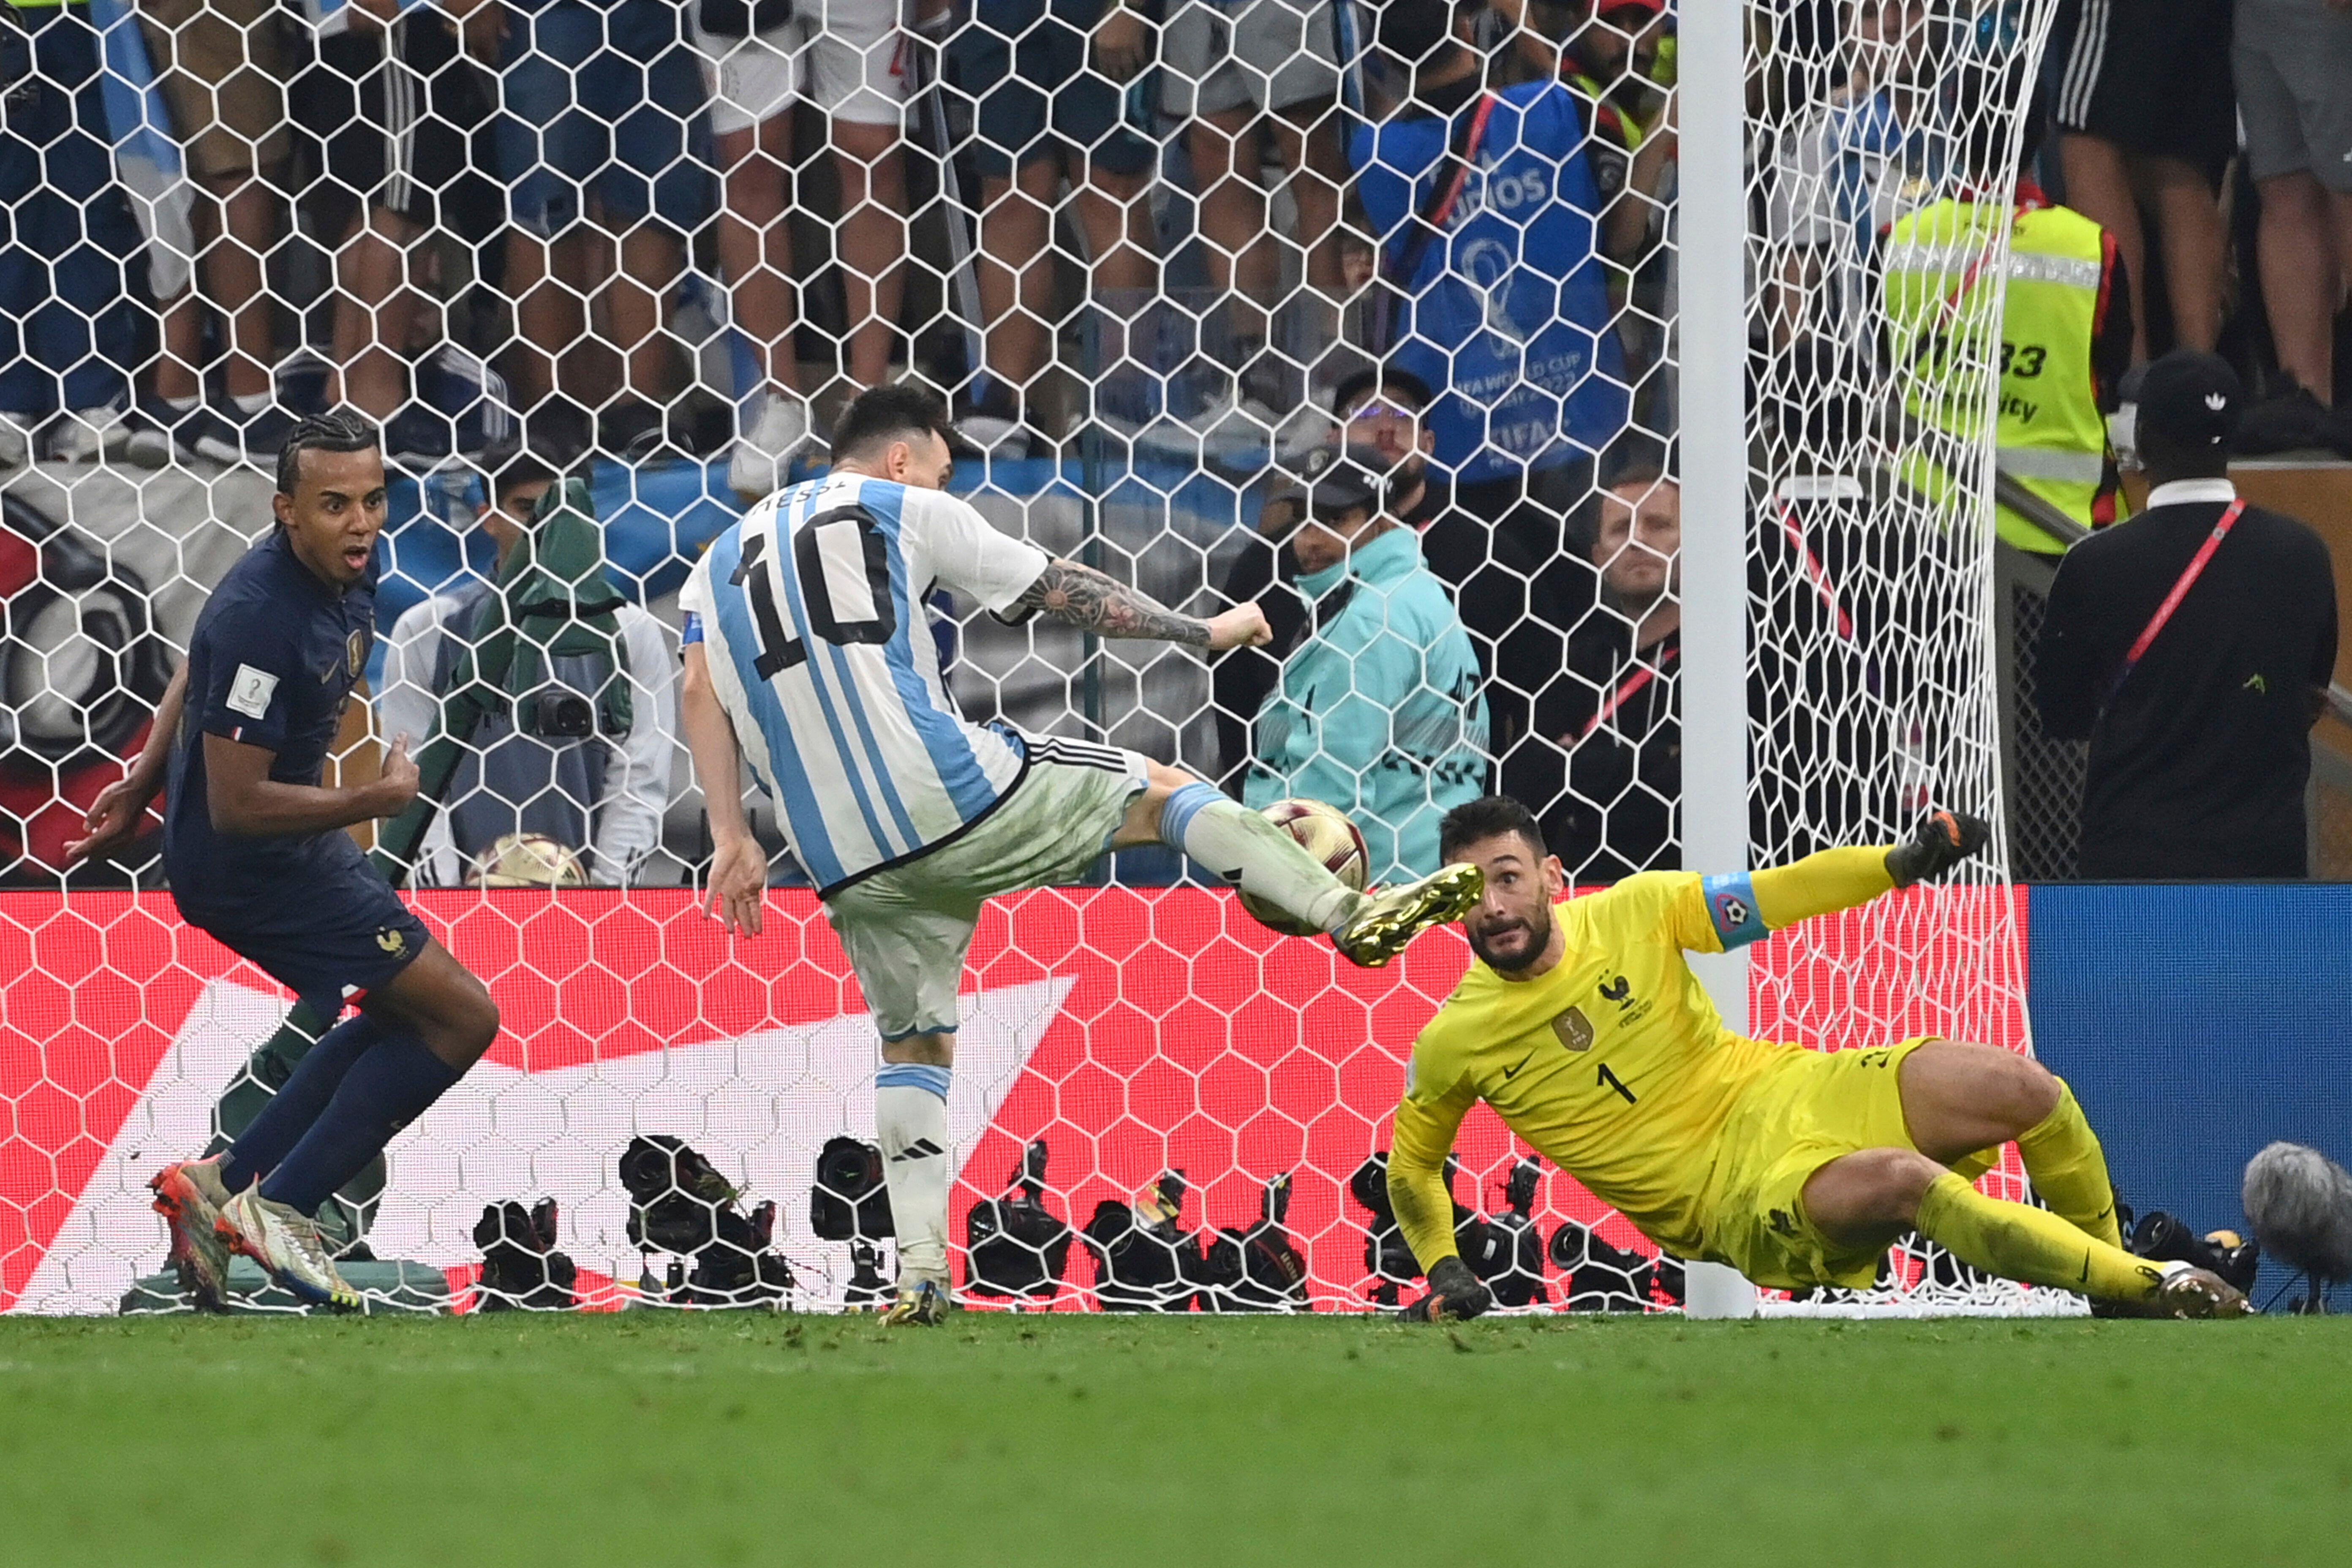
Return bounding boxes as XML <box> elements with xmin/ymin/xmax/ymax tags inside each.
<box><xmin>1696</xmin><ymin>810</ymin><xmax>1991</xmax><ymax>949</ymax></box>
<box><xmin>1385</xmin><ymin>1082</ymin><xmax>1493</xmax><ymax>1322</ymax></box>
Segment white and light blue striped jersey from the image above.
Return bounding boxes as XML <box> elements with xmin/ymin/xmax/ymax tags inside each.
<box><xmin>679</xmin><ymin>475</ymin><xmax>1052</xmax><ymax>895</ymax></box>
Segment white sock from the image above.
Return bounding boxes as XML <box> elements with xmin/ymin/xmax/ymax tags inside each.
<box><xmin>1159</xmin><ymin>783</ymin><xmax>1361</xmax><ymax>933</ymax></box>
<box><xmin>231</xmin><ymin>392</ymin><xmax>270</xmax><ymax>417</ymax></box>
<box><xmin>876</xmin><ymin>1065</ymin><xmax>953</xmax><ymax>1285</ymax></box>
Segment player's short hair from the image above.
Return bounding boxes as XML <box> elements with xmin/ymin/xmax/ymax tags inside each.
<box><xmin>275</xmin><ymin>409</ymin><xmax>382</xmax><ymax>498</ymax></box>
<box><xmin>830</xmin><ymin>385</ymin><xmax>956</xmax><ymax>465</ymax></box>
<box><xmin>487</xmin><ymin>449</ymin><xmax>558</xmax><ymax>513</ymax></box>
<box><xmin>1601</xmin><ymin>431</ymin><xmax>1677</xmax><ymax>493</ymax></box>
<box><xmin>1439</xmin><ymin>795</ymin><xmax>1547</xmax><ymax>863</ymax></box>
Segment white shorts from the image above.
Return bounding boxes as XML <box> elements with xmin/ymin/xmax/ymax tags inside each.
<box><xmin>1160</xmin><ymin>0</ymin><xmax>1340</xmax><ymax>119</ymax></box>
<box><xmin>692</xmin><ymin>0</ymin><xmax>911</xmax><ymax>134</ymax></box>
<box><xmin>822</xmin><ymin>738</ymin><xmax>1154</xmax><ymax>1041</ymax></box>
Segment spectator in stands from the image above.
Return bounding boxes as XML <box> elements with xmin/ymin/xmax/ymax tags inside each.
<box><xmin>1241</xmin><ymin>444</ymin><xmax>1489</xmax><ymax>882</ymax></box>
<box><xmin>2038</xmin><ymin>351</ymin><xmax>2339</xmax><ymax>880</ymax></box>
<box><xmin>697</xmin><ymin>0</ymin><xmax>936</xmax><ymax>498</ymax></box>
<box><xmin>1160</xmin><ymin>0</ymin><xmax>1350</xmax><ymax>440</ymax></box>
<box><xmin>379</xmin><ymin>455</ymin><xmax>677</xmax><ymax>886</ymax></box>
<box><xmin>1352</xmin><ymin>0</ymin><xmax>1629</xmax><ymax>572</ymax></box>
<box><xmin>2050</xmin><ymin>0</ymin><xmax>2232</xmax><ymax>365</ymax></box>
<box><xmin>949</xmin><ymin>0</ymin><xmax>1160</xmax><ymax>457</ymax></box>
<box><xmin>0</xmin><ymin>0</ymin><xmax>144</xmax><ymax>465</ymax></box>
<box><xmin>1882</xmin><ymin>60</ymin><xmax>2131</xmax><ymax>556</ymax></box>
<box><xmin>1761</xmin><ymin>0</ymin><xmax>1936</xmax><ymax>351</ymax></box>
<box><xmin>497</xmin><ymin>0</ymin><xmax>713</xmax><ymax>460</ymax></box>
<box><xmin>132</xmin><ymin>0</ymin><xmax>299</xmax><ymax>465</ymax></box>
<box><xmin>1211</xmin><ymin>367</ymin><xmax>1571</xmax><ymax>783</ymax></box>
<box><xmin>1503</xmin><ymin>440</ymin><xmax>1679</xmax><ymax>880</ymax></box>
<box><xmin>306</xmin><ymin>0</ymin><xmax>501</xmax><ymax>466</ymax></box>
<box><xmin>2230</xmin><ymin>0</ymin><xmax>2352</xmax><ymax>456</ymax></box>
<box><xmin>1499</xmin><ymin>0</ymin><xmax>1674</xmax><ymax>269</ymax></box>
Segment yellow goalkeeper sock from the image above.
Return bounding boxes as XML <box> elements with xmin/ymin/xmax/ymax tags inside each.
<box><xmin>2014</xmin><ymin>1081</ymin><xmax>2124</xmax><ymax>1250</ymax></box>
<box><xmin>1914</xmin><ymin>1172</ymin><xmax>2161</xmax><ymax>1303</ymax></box>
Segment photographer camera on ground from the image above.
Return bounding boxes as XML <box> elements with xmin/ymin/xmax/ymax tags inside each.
<box><xmin>1481</xmin><ymin>1157</ymin><xmax>1549</xmax><ymax>1308</ymax></box>
<box><xmin>966</xmin><ymin>1139</ymin><xmax>1073</xmax><ymax>1303</ymax></box>
<box><xmin>619</xmin><ymin>1135</ymin><xmax>795</xmax><ymax>1307</ymax></box>
<box><xmin>1548</xmin><ymin>1216</ymin><xmax>1684</xmax><ymax>1312</ymax></box>
<box><xmin>810</xmin><ymin>1134</ymin><xmax>895</xmax><ymax>1308</ymax></box>
<box><xmin>472</xmin><ymin>1197</ymin><xmax>577</xmax><ymax>1311</ymax></box>
<box><xmin>1199</xmin><ymin>1174</ymin><xmax>1312</xmax><ymax>1313</ymax></box>
<box><xmin>1083</xmin><ymin>1171</ymin><xmax>1208</xmax><ymax>1312</ymax></box>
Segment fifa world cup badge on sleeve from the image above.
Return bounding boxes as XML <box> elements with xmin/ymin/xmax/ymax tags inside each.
<box><xmin>227</xmin><ymin>664</ymin><xmax>278</xmax><ymax>720</ymax></box>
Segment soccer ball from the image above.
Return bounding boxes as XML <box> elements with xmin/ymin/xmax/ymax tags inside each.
<box><xmin>1236</xmin><ymin>799</ymin><xmax>1370</xmax><ymax>936</ymax></box>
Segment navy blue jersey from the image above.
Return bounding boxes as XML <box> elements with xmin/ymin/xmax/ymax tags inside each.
<box><xmin>164</xmin><ymin>528</ymin><xmax>380</xmax><ymax>919</ymax></box>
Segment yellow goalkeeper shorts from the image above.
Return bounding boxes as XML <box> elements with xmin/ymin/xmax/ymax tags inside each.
<box><xmin>1698</xmin><ymin>1034</ymin><xmax>1940</xmax><ymax>1291</ymax></box>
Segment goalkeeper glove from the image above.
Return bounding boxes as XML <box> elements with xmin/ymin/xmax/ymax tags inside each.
<box><xmin>1885</xmin><ymin>809</ymin><xmax>1990</xmax><ymax>887</ymax></box>
<box><xmin>1396</xmin><ymin>1256</ymin><xmax>1492</xmax><ymax>1323</ymax></box>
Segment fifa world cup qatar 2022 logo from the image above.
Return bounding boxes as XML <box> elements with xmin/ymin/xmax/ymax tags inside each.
<box><xmin>0</xmin><ymin>492</ymin><xmax>173</xmax><ymax>880</ymax></box>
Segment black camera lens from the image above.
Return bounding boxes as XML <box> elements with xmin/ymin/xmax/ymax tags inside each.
<box><xmin>527</xmin><ymin>691</ymin><xmax>596</xmax><ymax>738</ymax></box>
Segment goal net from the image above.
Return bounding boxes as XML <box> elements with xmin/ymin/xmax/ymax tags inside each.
<box><xmin>1</xmin><ymin>0</ymin><xmax>2069</xmax><ymax>1316</ymax></box>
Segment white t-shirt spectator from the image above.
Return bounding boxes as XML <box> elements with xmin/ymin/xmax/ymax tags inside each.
<box><xmin>379</xmin><ymin>592</ymin><xmax>678</xmax><ymax>887</ymax></box>
<box><xmin>1764</xmin><ymin>87</ymin><xmax>1940</xmax><ymax>345</ymax></box>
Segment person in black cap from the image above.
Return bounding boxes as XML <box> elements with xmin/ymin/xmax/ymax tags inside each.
<box><xmin>1236</xmin><ymin>443</ymin><xmax>1492</xmax><ymax>880</ymax></box>
<box><xmin>2036</xmin><ymin>349</ymin><xmax>2338</xmax><ymax>879</ymax></box>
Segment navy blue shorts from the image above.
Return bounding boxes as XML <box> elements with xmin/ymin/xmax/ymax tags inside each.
<box><xmin>180</xmin><ymin>859</ymin><xmax>431</xmax><ymax>1021</ymax></box>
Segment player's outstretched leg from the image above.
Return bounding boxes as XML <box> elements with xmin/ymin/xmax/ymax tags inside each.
<box><xmin>1806</xmin><ymin>1149</ymin><xmax>2248</xmax><ymax>1318</ymax></box>
<box><xmin>1895</xmin><ymin>1040</ymin><xmax>2125</xmax><ymax>1249</ymax></box>
<box><xmin>1144</xmin><ymin>778</ymin><xmax>1481</xmax><ymax>967</ymax></box>
<box><xmin>215</xmin><ymin>941</ymin><xmax>498</xmax><ymax>1310</ymax></box>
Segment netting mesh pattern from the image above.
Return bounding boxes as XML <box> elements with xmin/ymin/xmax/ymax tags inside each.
<box><xmin>3</xmin><ymin>0</ymin><xmax>2066</xmax><ymax>1313</ymax></box>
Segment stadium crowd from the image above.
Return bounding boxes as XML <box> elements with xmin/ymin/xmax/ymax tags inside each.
<box><xmin>2</xmin><ymin>0</ymin><xmax>2347</xmax><ymax>890</ymax></box>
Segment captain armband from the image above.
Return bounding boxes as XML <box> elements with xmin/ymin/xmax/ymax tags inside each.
<box><xmin>1701</xmin><ymin>873</ymin><xmax>1768</xmax><ymax>949</ymax></box>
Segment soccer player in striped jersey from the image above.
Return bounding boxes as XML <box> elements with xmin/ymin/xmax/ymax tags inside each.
<box><xmin>679</xmin><ymin>386</ymin><xmax>1483</xmax><ymax>1324</ymax></box>
<box><xmin>1384</xmin><ymin>797</ymin><xmax>2249</xmax><ymax>1323</ymax></box>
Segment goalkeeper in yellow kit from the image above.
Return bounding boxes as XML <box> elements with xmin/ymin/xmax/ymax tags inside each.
<box><xmin>1387</xmin><ymin>797</ymin><xmax>2250</xmax><ymax>1321</ymax></box>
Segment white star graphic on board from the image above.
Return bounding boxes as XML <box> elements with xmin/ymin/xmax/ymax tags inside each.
<box><xmin>11</xmin><ymin>976</ymin><xmax>1073</xmax><ymax>1315</ymax></box>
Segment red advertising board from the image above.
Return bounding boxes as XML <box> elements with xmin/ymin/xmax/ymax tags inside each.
<box><xmin>1</xmin><ymin>884</ymin><xmax>2028</xmax><ymax>1313</ymax></box>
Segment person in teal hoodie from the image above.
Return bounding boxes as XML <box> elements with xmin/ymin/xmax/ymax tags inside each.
<box><xmin>1243</xmin><ymin>445</ymin><xmax>1490</xmax><ymax>882</ymax></box>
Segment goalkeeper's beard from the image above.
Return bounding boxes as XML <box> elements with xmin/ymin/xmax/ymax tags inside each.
<box><xmin>1466</xmin><ymin>912</ymin><xmax>1547</xmax><ymax>973</ymax></box>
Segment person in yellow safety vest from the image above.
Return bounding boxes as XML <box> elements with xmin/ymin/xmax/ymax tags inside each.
<box><xmin>1882</xmin><ymin>97</ymin><xmax>2134</xmax><ymax>556</ymax></box>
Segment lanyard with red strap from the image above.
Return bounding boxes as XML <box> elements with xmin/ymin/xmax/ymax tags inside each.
<box><xmin>2107</xmin><ymin>499</ymin><xmax>2246</xmax><ymax>705</ymax></box>
<box><xmin>1375</xmin><ymin>94</ymin><xmax>1499</xmax><ymax>346</ymax></box>
<box><xmin>1581</xmin><ymin>643</ymin><xmax>1679</xmax><ymax>741</ymax></box>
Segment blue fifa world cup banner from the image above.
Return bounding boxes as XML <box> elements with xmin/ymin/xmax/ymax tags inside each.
<box><xmin>1351</xmin><ymin>80</ymin><xmax>1629</xmax><ymax>486</ymax></box>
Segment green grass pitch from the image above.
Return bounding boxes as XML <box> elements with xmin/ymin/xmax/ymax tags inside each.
<box><xmin>4</xmin><ymin>1312</ymin><xmax>2345</xmax><ymax>1567</ymax></box>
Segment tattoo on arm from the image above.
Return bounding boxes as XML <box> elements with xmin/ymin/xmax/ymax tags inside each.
<box><xmin>1013</xmin><ymin>558</ymin><xmax>1209</xmax><ymax>645</ymax></box>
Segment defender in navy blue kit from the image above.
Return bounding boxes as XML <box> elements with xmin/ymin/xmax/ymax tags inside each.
<box><xmin>162</xmin><ymin>476</ymin><xmax>428</xmax><ymax>1011</ymax></box>
<box><xmin>69</xmin><ymin>412</ymin><xmax>501</xmax><ymax>1312</ymax></box>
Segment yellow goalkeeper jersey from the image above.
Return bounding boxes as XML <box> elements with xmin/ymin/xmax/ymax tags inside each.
<box><xmin>1386</xmin><ymin>851</ymin><xmax>1895</xmax><ymax>1270</ymax></box>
